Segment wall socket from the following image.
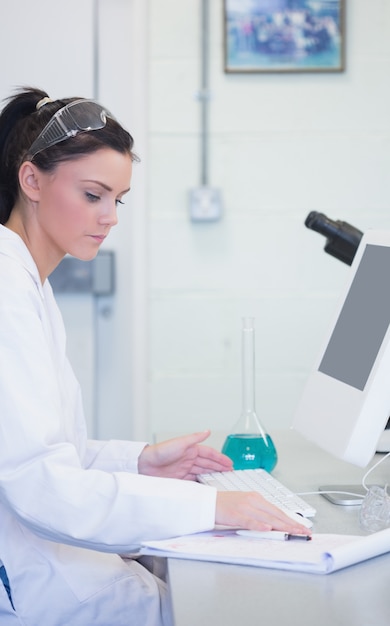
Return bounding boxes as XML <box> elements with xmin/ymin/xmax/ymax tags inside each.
<box><xmin>189</xmin><ymin>186</ymin><xmax>222</xmax><ymax>222</ymax></box>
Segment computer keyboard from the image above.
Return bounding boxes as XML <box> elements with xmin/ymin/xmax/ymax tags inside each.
<box><xmin>197</xmin><ymin>469</ymin><xmax>316</xmax><ymax>522</ymax></box>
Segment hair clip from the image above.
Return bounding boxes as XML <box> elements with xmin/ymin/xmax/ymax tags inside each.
<box><xmin>36</xmin><ymin>97</ymin><xmax>53</xmax><ymax>111</ymax></box>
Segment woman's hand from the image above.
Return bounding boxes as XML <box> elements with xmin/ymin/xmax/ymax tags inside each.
<box><xmin>215</xmin><ymin>491</ymin><xmax>312</xmax><ymax>535</ymax></box>
<box><xmin>138</xmin><ymin>431</ymin><xmax>311</xmax><ymax>535</ymax></box>
<box><xmin>138</xmin><ymin>430</ymin><xmax>233</xmax><ymax>480</ymax></box>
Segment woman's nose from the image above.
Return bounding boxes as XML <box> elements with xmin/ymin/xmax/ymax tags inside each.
<box><xmin>99</xmin><ymin>203</ymin><xmax>118</xmax><ymax>227</ymax></box>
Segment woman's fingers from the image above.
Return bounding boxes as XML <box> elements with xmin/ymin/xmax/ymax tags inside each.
<box><xmin>215</xmin><ymin>491</ymin><xmax>312</xmax><ymax>535</ymax></box>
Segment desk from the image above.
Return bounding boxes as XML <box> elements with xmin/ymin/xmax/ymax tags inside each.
<box><xmin>166</xmin><ymin>430</ymin><xmax>390</xmax><ymax>626</ymax></box>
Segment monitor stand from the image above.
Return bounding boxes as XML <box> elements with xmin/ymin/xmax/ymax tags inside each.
<box><xmin>318</xmin><ymin>484</ymin><xmax>367</xmax><ymax>506</ymax></box>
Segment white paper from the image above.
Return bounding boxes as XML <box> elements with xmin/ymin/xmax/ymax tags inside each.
<box><xmin>141</xmin><ymin>527</ymin><xmax>390</xmax><ymax>574</ymax></box>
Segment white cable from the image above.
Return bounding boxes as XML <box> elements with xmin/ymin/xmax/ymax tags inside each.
<box><xmin>361</xmin><ymin>451</ymin><xmax>390</xmax><ymax>491</ymax></box>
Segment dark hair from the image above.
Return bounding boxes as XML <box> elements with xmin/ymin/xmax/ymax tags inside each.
<box><xmin>0</xmin><ymin>87</ymin><xmax>137</xmax><ymax>224</ymax></box>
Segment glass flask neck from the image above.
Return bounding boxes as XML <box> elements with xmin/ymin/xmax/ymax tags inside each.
<box><xmin>242</xmin><ymin>317</ymin><xmax>256</xmax><ymax>415</ymax></box>
<box><xmin>236</xmin><ymin>317</ymin><xmax>266</xmax><ymax>435</ymax></box>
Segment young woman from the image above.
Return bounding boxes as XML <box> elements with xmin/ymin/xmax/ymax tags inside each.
<box><xmin>0</xmin><ymin>87</ymin><xmax>309</xmax><ymax>626</ymax></box>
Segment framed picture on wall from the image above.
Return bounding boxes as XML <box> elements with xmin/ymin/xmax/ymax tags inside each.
<box><xmin>224</xmin><ymin>0</ymin><xmax>345</xmax><ymax>73</ymax></box>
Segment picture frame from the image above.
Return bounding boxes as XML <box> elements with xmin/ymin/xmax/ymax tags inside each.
<box><xmin>224</xmin><ymin>0</ymin><xmax>345</xmax><ymax>74</ymax></box>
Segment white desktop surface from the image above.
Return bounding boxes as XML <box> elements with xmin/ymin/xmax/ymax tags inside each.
<box><xmin>162</xmin><ymin>429</ymin><xmax>390</xmax><ymax>626</ymax></box>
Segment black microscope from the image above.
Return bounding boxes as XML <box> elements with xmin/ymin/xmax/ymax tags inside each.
<box><xmin>304</xmin><ymin>211</ymin><xmax>363</xmax><ymax>266</ymax></box>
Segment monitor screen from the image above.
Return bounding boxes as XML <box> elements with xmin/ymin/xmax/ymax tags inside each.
<box><xmin>318</xmin><ymin>244</ymin><xmax>390</xmax><ymax>391</ymax></box>
<box><xmin>293</xmin><ymin>231</ymin><xmax>390</xmax><ymax>467</ymax></box>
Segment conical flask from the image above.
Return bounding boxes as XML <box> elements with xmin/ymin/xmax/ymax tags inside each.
<box><xmin>222</xmin><ymin>317</ymin><xmax>278</xmax><ymax>472</ymax></box>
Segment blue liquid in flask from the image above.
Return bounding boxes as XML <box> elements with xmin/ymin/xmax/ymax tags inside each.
<box><xmin>222</xmin><ymin>433</ymin><xmax>278</xmax><ymax>472</ymax></box>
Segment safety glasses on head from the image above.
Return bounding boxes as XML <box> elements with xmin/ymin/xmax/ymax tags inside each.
<box><xmin>26</xmin><ymin>99</ymin><xmax>114</xmax><ymax>160</ymax></box>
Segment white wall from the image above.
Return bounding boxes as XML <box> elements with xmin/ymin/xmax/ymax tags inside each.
<box><xmin>147</xmin><ymin>0</ymin><xmax>390</xmax><ymax>438</ymax></box>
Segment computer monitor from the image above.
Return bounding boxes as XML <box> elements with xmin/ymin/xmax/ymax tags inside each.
<box><xmin>293</xmin><ymin>230</ymin><xmax>390</xmax><ymax>467</ymax></box>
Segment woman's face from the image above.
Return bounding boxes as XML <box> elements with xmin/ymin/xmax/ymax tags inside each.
<box><xmin>33</xmin><ymin>147</ymin><xmax>132</xmax><ymax>263</ymax></box>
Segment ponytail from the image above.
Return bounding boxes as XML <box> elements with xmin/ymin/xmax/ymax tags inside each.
<box><xmin>0</xmin><ymin>87</ymin><xmax>49</xmax><ymax>223</ymax></box>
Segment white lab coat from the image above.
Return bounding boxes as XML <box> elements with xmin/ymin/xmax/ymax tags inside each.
<box><xmin>0</xmin><ymin>225</ymin><xmax>216</xmax><ymax>626</ymax></box>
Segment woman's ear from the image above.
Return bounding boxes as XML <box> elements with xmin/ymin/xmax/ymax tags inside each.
<box><xmin>18</xmin><ymin>162</ymin><xmax>42</xmax><ymax>202</ymax></box>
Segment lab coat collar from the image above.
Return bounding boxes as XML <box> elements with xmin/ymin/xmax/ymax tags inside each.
<box><xmin>0</xmin><ymin>224</ymin><xmax>46</xmax><ymax>299</ymax></box>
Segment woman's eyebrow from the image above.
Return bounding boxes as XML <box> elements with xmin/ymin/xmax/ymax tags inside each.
<box><xmin>81</xmin><ymin>179</ymin><xmax>131</xmax><ymax>194</ymax></box>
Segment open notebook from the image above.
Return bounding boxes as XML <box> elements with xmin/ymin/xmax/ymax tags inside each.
<box><xmin>140</xmin><ymin>527</ymin><xmax>390</xmax><ymax>575</ymax></box>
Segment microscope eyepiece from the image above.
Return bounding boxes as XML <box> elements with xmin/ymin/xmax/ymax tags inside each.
<box><xmin>305</xmin><ymin>211</ymin><xmax>363</xmax><ymax>265</ymax></box>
